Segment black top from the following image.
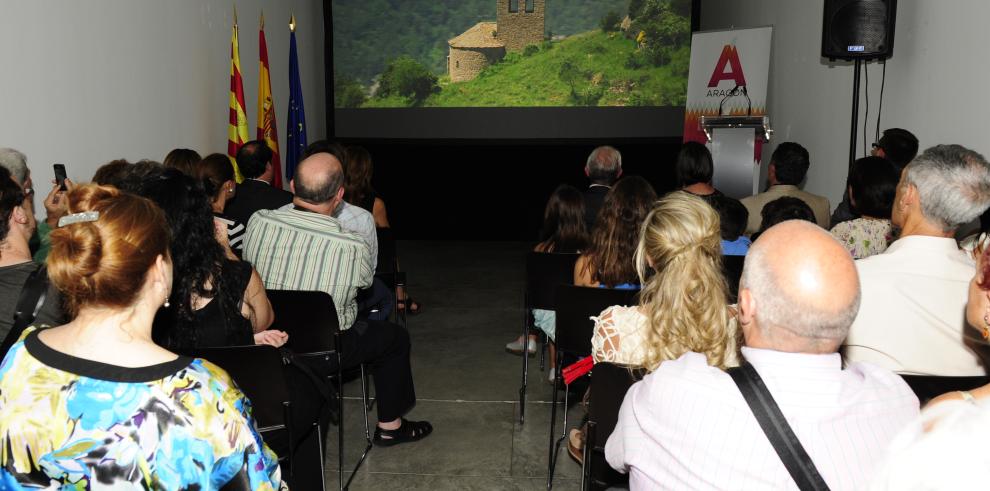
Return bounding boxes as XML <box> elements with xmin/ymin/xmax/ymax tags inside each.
<box><xmin>224</xmin><ymin>179</ymin><xmax>293</xmax><ymax>227</ymax></box>
<box><xmin>24</xmin><ymin>329</ymin><xmax>193</xmax><ymax>383</ymax></box>
<box><xmin>356</xmin><ymin>190</ymin><xmax>377</xmax><ymax>215</ymax></box>
<box><xmin>582</xmin><ymin>185</ymin><xmax>610</xmax><ymax>232</ymax></box>
<box><xmin>154</xmin><ymin>259</ymin><xmax>254</xmax><ymax>351</ymax></box>
<box><xmin>686</xmin><ymin>188</ymin><xmax>725</xmax><ymax>209</ymax></box>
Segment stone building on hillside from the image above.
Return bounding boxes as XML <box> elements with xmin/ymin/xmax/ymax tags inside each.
<box><xmin>447</xmin><ymin>0</ymin><xmax>546</xmax><ymax>83</ymax></box>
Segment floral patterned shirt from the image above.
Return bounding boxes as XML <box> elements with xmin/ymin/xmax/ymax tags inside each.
<box><xmin>0</xmin><ymin>328</ymin><xmax>286</xmax><ymax>490</ymax></box>
<box><xmin>830</xmin><ymin>218</ymin><xmax>896</xmax><ymax>260</ymax></box>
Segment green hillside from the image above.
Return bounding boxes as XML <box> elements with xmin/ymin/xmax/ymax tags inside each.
<box><xmin>361</xmin><ymin>30</ymin><xmax>689</xmax><ymax>108</ymax></box>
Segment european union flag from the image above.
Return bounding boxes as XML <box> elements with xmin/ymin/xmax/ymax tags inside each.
<box><xmin>285</xmin><ymin>20</ymin><xmax>307</xmax><ymax>181</ymax></box>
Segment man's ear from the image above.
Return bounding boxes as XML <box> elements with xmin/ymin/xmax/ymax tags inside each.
<box><xmin>336</xmin><ymin>185</ymin><xmax>346</xmax><ymax>201</ymax></box>
<box><xmin>289</xmin><ymin>179</ymin><xmax>296</xmax><ymax>194</ymax></box>
<box><xmin>11</xmin><ymin>205</ymin><xmax>27</xmax><ymax>225</ymax></box>
<box><xmin>584</xmin><ymin>166</ymin><xmax>590</xmax><ymax>178</ymax></box>
<box><xmin>616</xmin><ymin>168</ymin><xmax>623</xmax><ymax>179</ymax></box>
<box><xmin>901</xmin><ymin>183</ymin><xmax>919</xmax><ymax>207</ymax></box>
<box><xmin>737</xmin><ymin>288</ymin><xmax>756</xmax><ymax>327</ymax></box>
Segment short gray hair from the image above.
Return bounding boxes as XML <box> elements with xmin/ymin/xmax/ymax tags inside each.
<box><xmin>740</xmin><ymin>238</ymin><xmax>861</xmax><ymax>341</ymax></box>
<box><xmin>586</xmin><ymin>146</ymin><xmax>622</xmax><ymax>184</ymax></box>
<box><xmin>903</xmin><ymin>144</ymin><xmax>990</xmax><ymax>233</ymax></box>
<box><xmin>0</xmin><ymin>148</ymin><xmax>28</xmax><ymax>185</ymax></box>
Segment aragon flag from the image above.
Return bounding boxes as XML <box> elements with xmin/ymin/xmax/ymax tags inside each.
<box><xmin>257</xmin><ymin>12</ymin><xmax>282</xmax><ymax>188</ymax></box>
<box><xmin>227</xmin><ymin>10</ymin><xmax>249</xmax><ymax>182</ymax></box>
<box><xmin>285</xmin><ymin>14</ymin><xmax>308</xmax><ymax>181</ymax></box>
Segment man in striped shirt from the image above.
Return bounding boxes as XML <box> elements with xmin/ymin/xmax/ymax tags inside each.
<box><xmin>243</xmin><ymin>151</ymin><xmax>433</xmax><ymax>446</ymax></box>
<box><xmin>606</xmin><ymin>221</ymin><xmax>919</xmax><ymax>489</ymax></box>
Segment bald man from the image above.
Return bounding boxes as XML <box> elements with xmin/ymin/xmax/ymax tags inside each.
<box><xmin>244</xmin><ymin>151</ymin><xmax>433</xmax><ymax>447</ymax></box>
<box><xmin>606</xmin><ymin>221</ymin><xmax>918</xmax><ymax>490</ymax></box>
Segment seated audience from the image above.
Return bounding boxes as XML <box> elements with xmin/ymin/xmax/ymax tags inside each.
<box><xmin>304</xmin><ymin>141</ymin><xmax>391</xmax><ymax>320</ymax></box>
<box><xmin>91</xmin><ymin>158</ymin><xmax>131</xmax><ymax>185</ymax></box>
<box><xmin>0</xmin><ymin>166</ymin><xmax>64</xmax><ymax>342</ymax></box>
<box><xmin>606</xmin><ymin>220</ymin><xmax>919</xmax><ymax>489</ymax></box>
<box><xmin>583</xmin><ymin>146</ymin><xmax>623</xmax><ymax>231</ymax></box>
<box><xmin>505</xmin><ymin>184</ymin><xmax>589</xmax><ymax>355</ymax></box>
<box><xmin>675</xmin><ymin>141</ymin><xmax>723</xmax><ymax>206</ymax></box>
<box><xmin>243</xmin><ymin>151</ymin><xmax>432</xmax><ymax>446</ymax></box>
<box><xmin>832</xmin><ymin>128</ymin><xmax>919</xmax><ymax>226</ymax></box>
<box><xmin>830</xmin><ymin>156</ymin><xmax>900</xmax><ymax>259</ymax></box>
<box><xmin>749</xmin><ymin>196</ymin><xmax>817</xmax><ymax>242</ymax></box>
<box><xmin>845</xmin><ymin>144</ymin><xmax>990</xmax><ymax>376</ymax></box>
<box><xmin>163</xmin><ymin>147</ymin><xmax>202</xmax><ymax>175</ymax></box>
<box><xmin>592</xmin><ymin>191</ymin><xmax>738</xmax><ymax>370</ymax></box>
<box><xmin>741</xmin><ymin>142</ymin><xmax>830</xmax><ymax>233</ymax></box>
<box><xmin>225</xmin><ymin>140</ymin><xmax>293</xmax><ymax>226</ymax></box>
<box><xmin>0</xmin><ymin>184</ymin><xmax>285</xmax><ymax>488</ymax></box>
<box><xmin>198</xmin><ymin>153</ymin><xmax>247</xmax><ymax>254</ymax></box>
<box><xmin>711</xmin><ymin>194</ymin><xmax>751</xmax><ymax>255</ymax></box>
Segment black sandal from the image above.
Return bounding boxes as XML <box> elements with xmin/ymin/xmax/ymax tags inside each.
<box><xmin>373</xmin><ymin>419</ymin><xmax>433</xmax><ymax>447</ymax></box>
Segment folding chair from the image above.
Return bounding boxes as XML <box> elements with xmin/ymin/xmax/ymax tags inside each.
<box><xmin>375</xmin><ymin>227</ymin><xmax>407</xmax><ymax>326</ymax></box>
<box><xmin>267</xmin><ymin>290</ymin><xmax>373</xmax><ymax>491</ymax></box>
<box><xmin>900</xmin><ymin>374</ymin><xmax>990</xmax><ymax>405</ymax></box>
<box><xmin>187</xmin><ymin>345</ymin><xmax>317</xmax><ymax>489</ymax></box>
<box><xmin>721</xmin><ymin>255</ymin><xmax>745</xmax><ymax>304</ymax></box>
<box><xmin>582</xmin><ymin>362</ymin><xmax>639</xmax><ymax>491</ymax></box>
<box><xmin>547</xmin><ymin>285</ymin><xmax>638</xmax><ymax>489</ymax></box>
<box><xmin>519</xmin><ymin>251</ymin><xmax>580</xmax><ymax>424</ymax></box>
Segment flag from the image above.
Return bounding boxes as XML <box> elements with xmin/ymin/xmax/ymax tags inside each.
<box><xmin>227</xmin><ymin>10</ymin><xmax>249</xmax><ymax>182</ymax></box>
<box><xmin>286</xmin><ymin>14</ymin><xmax>308</xmax><ymax>181</ymax></box>
<box><xmin>257</xmin><ymin>13</ymin><xmax>282</xmax><ymax>188</ymax></box>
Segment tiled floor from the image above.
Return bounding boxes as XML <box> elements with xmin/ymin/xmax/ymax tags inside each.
<box><xmin>323</xmin><ymin>241</ymin><xmax>585</xmax><ymax>490</ymax></box>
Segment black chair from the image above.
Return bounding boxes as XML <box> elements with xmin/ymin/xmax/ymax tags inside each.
<box><xmin>519</xmin><ymin>251</ymin><xmax>580</xmax><ymax>424</ymax></box>
<box><xmin>582</xmin><ymin>363</ymin><xmax>639</xmax><ymax>491</ymax></box>
<box><xmin>267</xmin><ymin>290</ymin><xmax>373</xmax><ymax>491</ymax></box>
<box><xmin>721</xmin><ymin>255</ymin><xmax>745</xmax><ymax>304</ymax></box>
<box><xmin>900</xmin><ymin>375</ymin><xmax>990</xmax><ymax>405</ymax></box>
<box><xmin>547</xmin><ymin>285</ymin><xmax>638</xmax><ymax>490</ymax></box>
<box><xmin>187</xmin><ymin>344</ymin><xmax>312</xmax><ymax>489</ymax></box>
<box><xmin>375</xmin><ymin>227</ymin><xmax>407</xmax><ymax>326</ymax></box>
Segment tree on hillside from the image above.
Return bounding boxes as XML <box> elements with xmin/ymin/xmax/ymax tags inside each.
<box><xmin>632</xmin><ymin>0</ymin><xmax>690</xmax><ymax>66</ymax></box>
<box><xmin>600</xmin><ymin>11</ymin><xmax>622</xmax><ymax>33</ymax></box>
<box><xmin>335</xmin><ymin>76</ymin><xmax>367</xmax><ymax>108</ymax></box>
<box><xmin>628</xmin><ymin>0</ymin><xmax>645</xmax><ymax>19</ymax></box>
<box><xmin>376</xmin><ymin>56</ymin><xmax>439</xmax><ymax>104</ymax></box>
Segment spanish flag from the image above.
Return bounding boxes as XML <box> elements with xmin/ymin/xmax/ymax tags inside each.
<box><xmin>257</xmin><ymin>13</ymin><xmax>282</xmax><ymax>188</ymax></box>
<box><xmin>227</xmin><ymin>10</ymin><xmax>249</xmax><ymax>182</ymax></box>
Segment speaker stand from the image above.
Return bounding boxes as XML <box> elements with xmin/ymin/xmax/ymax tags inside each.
<box><xmin>848</xmin><ymin>58</ymin><xmax>863</xmax><ymax>171</ymax></box>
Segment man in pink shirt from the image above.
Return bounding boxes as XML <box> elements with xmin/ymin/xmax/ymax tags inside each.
<box><xmin>606</xmin><ymin>220</ymin><xmax>919</xmax><ymax>490</ymax></box>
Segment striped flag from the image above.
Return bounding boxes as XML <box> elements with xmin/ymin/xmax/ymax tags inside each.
<box><xmin>286</xmin><ymin>14</ymin><xmax>308</xmax><ymax>181</ymax></box>
<box><xmin>257</xmin><ymin>13</ymin><xmax>282</xmax><ymax>188</ymax></box>
<box><xmin>227</xmin><ymin>11</ymin><xmax>249</xmax><ymax>182</ymax></box>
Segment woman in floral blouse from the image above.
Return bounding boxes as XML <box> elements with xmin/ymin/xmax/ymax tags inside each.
<box><xmin>830</xmin><ymin>156</ymin><xmax>901</xmax><ymax>259</ymax></box>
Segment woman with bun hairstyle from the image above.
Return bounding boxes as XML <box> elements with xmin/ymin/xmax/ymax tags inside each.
<box><xmin>0</xmin><ymin>184</ymin><xmax>286</xmax><ymax>489</ymax></box>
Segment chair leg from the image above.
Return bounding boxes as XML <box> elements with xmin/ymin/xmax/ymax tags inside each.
<box><xmin>581</xmin><ymin>421</ymin><xmax>596</xmax><ymax>491</ymax></box>
<box><xmin>520</xmin><ymin>309</ymin><xmax>531</xmax><ymax>425</ymax></box>
<box><xmin>546</xmin><ymin>360</ymin><xmax>563</xmax><ymax>490</ymax></box>
<box><xmin>336</xmin><ymin>353</ymin><xmax>345</xmax><ymax>491</ymax></box>
<box><xmin>360</xmin><ymin>365</ymin><xmax>372</xmax><ymax>443</ymax></box>
<box><xmin>539</xmin><ymin>332</ymin><xmax>547</xmax><ymax>371</ymax></box>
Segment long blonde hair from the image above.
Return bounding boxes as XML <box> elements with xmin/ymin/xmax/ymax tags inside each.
<box><xmin>635</xmin><ymin>192</ymin><xmax>737</xmax><ymax>370</ymax></box>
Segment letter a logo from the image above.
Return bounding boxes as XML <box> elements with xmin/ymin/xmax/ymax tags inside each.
<box><xmin>707</xmin><ymin>45</ymin><xmax>747</xmax><ymax>88</ymax></box>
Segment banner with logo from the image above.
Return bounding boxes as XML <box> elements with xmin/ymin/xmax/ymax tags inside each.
<box><xmin>683</xmin><ymin>27</ymin><xmax>773</xmax><ymax>145</ymax></box>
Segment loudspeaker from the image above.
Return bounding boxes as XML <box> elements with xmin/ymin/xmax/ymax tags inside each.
<box><xmin>821</xmin><ymin>0</ymin><xmax>897</xmax><ymax>61</ymax></box>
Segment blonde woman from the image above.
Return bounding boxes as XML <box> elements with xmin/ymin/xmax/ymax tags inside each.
<box><xmin>591</xmin><ymin>191</ymin><xmax>739</xmax><ymax>370</ymax></box>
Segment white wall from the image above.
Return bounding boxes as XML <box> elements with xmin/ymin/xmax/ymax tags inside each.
<box><xmin>0</xmin><ymin>0</ymin><xmax>325</xmax><ymax>195</ymax></box>
<box><xmin>701</xmin><ymin>0</ymin><xmax>990</xmax><ymax>207</ymax></box>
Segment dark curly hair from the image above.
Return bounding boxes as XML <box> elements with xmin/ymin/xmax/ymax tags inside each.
<box><xmin>581</xmin><ymin>176</ymin><xmax>657</xmax><ymax>286</ymax></box>
<box><xmin>122</xmin><ymin>167</ymin><xmax>238</xmax><ymax>350</ymax></box>
<box><xmin>0</xmin><ymin>166</ymin><xmax>25</xmax><ymax>252</ymax></box>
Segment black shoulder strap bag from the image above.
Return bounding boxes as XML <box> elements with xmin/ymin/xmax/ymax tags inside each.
<box><xmin>2</xmin><ymin>265</ymin><xmax>49</xmax><ymax>358</ymax></box>
<box><xmin>727</xmin><ymin>360</ymin><xmax>831</xmax><ymax>491</ymax></box>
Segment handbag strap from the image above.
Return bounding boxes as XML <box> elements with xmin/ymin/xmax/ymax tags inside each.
<box><xmin>728</xmin><ymin>361</ymin><xmax>830</xmax><ymax>491</ymax></box>
<box><xmin>2</xmin><ymin>265</ymin><xmax>49</xmax><ymax>358</ymax></box>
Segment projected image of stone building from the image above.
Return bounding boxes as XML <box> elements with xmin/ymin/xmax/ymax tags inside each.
<box><xmin>447</xmin><ymin>0</ymin><xmax>546</xmax><ymax>83</ymax></box>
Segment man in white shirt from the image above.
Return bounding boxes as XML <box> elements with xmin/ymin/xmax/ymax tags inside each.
<box><xmin>844</xmin><ymin>144</ymin><xmax>990</xmax><ymax>376</ymax></box>
<box><xmin>741</xmin><ymin>142</ymin><xmax>831</xmax><ymax>233</ymax></box>
<box><xmin>606</xmin><ymin>220</ymin><xmax>919</xmax><ymax>490</ymax></box>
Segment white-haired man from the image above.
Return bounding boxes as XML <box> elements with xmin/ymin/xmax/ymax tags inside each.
<box><xmin>583</xmin><ymin>145</ymin><xmax>622</xmax><ymax>231</ymax></box>
<box><xmin>606</xmin><ymin>221</ymin><xmax>918</xmax><ymax>490</ymax></box>
<box><xmin>844</xmin><ymin>144</ymin><xmax>990</xmax><ymax>376</ymax></box>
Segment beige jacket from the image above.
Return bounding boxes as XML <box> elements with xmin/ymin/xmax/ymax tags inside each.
<box><xmin>740</xmin><ymin>184</ymin><xmax>831</xmax><ymax>234</ymax></box>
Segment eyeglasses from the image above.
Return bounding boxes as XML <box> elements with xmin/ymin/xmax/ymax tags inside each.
<box><xmin>871</xmin><ymin>142</ymin><xmax>881</xmax><ymax>150</ymax></box>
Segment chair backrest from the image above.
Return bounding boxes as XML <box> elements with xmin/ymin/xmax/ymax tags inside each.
<box><xmin>586</xmin><ymin>362</ymin><xmax>637</xmax><ymax>490</ymax></box>
<box><xmin>525</xmin><ymin>251</ymin><xmax>580</xmax><ymax>310</ymax></box>
<box><xmin>721</xmin><ymin>255</ymin><xmax>745</xmax><ymax>304</ymax></box>
<box><xmin>188</xmin><ymin>344</ymin><xmax>289</xmax><ymax>433</ymax></box>
<box><xmin>555</xmin><ymin>285</ymin><xmax>638</xmax><ymax>356</ymax></box>
<box><xmin>267</xmin><ymin>290</ymin><xmax>339</xmax><ymax>355</ymax></box>
<box><xmin>900</xmin><ymin>375</ymin><xmax>990</xmax><ymax>404</ymax></box>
